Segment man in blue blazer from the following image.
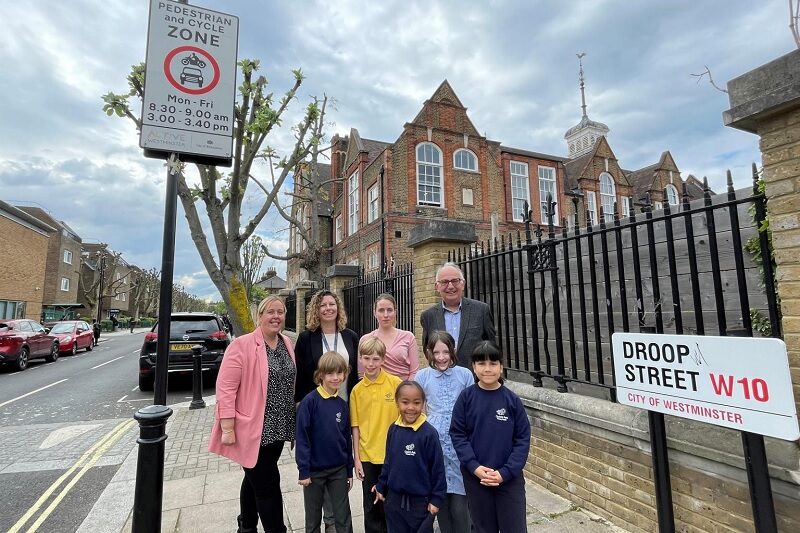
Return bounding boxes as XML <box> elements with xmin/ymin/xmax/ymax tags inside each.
<box><xmin>420</xmin><ymin>262</ymin><xmax>496</xmax><ymax>369</ymax></box>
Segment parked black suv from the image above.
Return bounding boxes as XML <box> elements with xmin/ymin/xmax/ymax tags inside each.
<box><xmin>138</xmin><ymin>312</ymin><xmax>231</xmax><ymax>391</ymax></box>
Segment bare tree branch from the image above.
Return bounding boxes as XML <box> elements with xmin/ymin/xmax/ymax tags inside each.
<box><xmin>690</xmin><ymin>65</ymin><xmax>728</xmax><ymax>94</ymax></box>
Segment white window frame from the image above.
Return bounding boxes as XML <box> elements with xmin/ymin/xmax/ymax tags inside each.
<box><xmin>368</xmin><ymin>184</ymin><xmax>379</xmax><ymax>223</ymax></box>
<box><xmin>115</xmin><ymin>292</ymin><xmax>120</xmax><ymax>301</ymax></box>
<box><xmin>538</xmin><ymin>166</ymin><xmax>558</xmax><ymax>223</ymax></box>
<box><xmin>453</xmin><ymin>149</ymin><xmax>478</xmax><ymax>172</ymax></box>
<box><xmin>586</xmin><ymin>192</ymin><xmax>597</xmax><ymax>226</ymax></box>
<box><xmin>599</xmin><ymin>172</ymin><xmax>616</xmax><ymax>222</ymax></box>
<box><xmin>368</xmin><ymin>249</ymin><xmax>379</xmax><ymax>271</ymax></box>
<box><xmin>60</xmin><ymin>277</ymin><xmax>70</xmax><ymax>292</ymax></box>
<box><xmin>63</xmin><ymin>250</ymin><xmax>73</xmax><ymax>264</ymax></box>
<box><xmin>348</xmin><ymin>171</ymin><xmax>359</xmax><ymax>234</ymax></box>
<box><xmin>122</xmin><ymin>292</ymin><xmax>127</xmax><ymax>302</ymax></box>
<box><xmin>334</xmin><ymin>215</ymin><xmax>342</xmax><ymax>244</ymax></box>
<box><xmin>620</xmin><ymin>196</ymin><xmax>631</xmax><ymax>218</ymax></box>
<box><xmin>510</xmin><ymin>161</ymin><xmax>530</xmax><ymax>222</ymax></box>
<box><xmin>416</xmin><ymin>142</ymin><xmax>443</xmax><ymax>207</ymax></box>
<box><xmin>654</xmin><ymin>201</ymin><xmax>664</xmax><ymax>211</ymax></box>
<box><xmin>665</xmin><ymin>184</ymin><xmax>679</xmax><ymax>206</ymax></box>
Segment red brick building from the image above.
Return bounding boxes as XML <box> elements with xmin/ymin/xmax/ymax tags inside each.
<box><xmin>287</xmin><ymin>80</ymin><xmax>704</xmax><ymax>281</ymax></box>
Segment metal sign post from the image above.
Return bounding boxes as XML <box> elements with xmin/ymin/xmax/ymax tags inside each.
<box><xmin>132</xmin><ymin>1</ymin><xmax>238</xmax><ymax>532</ymax></box>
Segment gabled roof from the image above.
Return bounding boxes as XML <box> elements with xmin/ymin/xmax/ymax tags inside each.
<box><xmin>255</xmin><ymin>274</ymin><xmax>286</xmax><ymax>289</ymax></box>
<box><xmin>626</xmin><ymin>162</ymin><xmax>661</xmax><ymax>200</ymax></box>
<box><xmin>410</xmin><ymin>80</ymin><xmax>481</xmax><ymax>138</ymax></box>
<box><xmin>344</xmin><ymin>128</ymin><xmax>390</xmax><ymax>170</ymax></box>
<box><xmin>684</xmin><ymin>174</ymin><xmax>707</xmax><ymax>199</ymax></box>
<box><xmin>563</xmin><ymin>151</ymin><xmax>595</xmax><ymax>190</ymax></box>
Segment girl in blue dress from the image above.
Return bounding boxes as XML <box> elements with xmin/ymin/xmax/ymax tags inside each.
<box><xmin>415</xmin><ymin>331</ymin><xmax>473</xmax><ymax>533</ymax></box>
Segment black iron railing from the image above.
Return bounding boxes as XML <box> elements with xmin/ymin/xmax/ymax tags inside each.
<box><xmin>342</xmin><ymin>264</ymin><xmax>414</xmax><ymax>337</ymax></box>
<box><xmin>452</xmin><ymin>168</ymin><xmax>779</xmax><ymax>397</ymax></box>
<box><xmin>284</xmin><ymin>293</ymin><xmax>297</xmax><ymax>332</ymax></box>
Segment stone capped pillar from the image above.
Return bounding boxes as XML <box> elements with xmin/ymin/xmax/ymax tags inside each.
<box><xmin>724</xmin><ymin>48</ymin><xmax>800</xmax><ymax>406</ymax></box>
<box><xmin>292</xmin><ymin>280</ymin><xmax>317</xmax><ymax>332</ymax></box>
<box><xmin>408</xmin><ymin>220</ymin><xmax>477</xmax><ymax>354</ymax></box>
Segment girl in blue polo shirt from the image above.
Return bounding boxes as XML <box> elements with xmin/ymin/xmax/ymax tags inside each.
<box><xmin>450</xmin><ymin>341</ymin><xmax>531</xmax><ymax>533</ymax></box>
<box><xmin>374</xmin><ymin>381</ymin><xmax>446</xmax><ymax>533</ymax></box>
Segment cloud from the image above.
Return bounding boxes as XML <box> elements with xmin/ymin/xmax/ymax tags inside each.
<box><xmin>1</xmin><ymin>0</ymin><xmax>794</xmax><ymax>302</ymax></box>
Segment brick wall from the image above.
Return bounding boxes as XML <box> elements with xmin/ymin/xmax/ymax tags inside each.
<box><xmin>512</xmin><ymin>381</ymin><xmax>800</xmax><ymax>533</ymax></box>
<box><xmin>758</xmin><ymin>106</ymin><xmax>800</xmax><ymax>408</ymax></box>
<box><xmin>0</xmin><ymin>215</ymin><xmax>48</xmax><ymax>320</ymax></box>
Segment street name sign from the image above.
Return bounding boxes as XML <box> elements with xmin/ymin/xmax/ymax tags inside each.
<box><xmin>612</xmin><ymin>332</ymin><xmax>799</xmax><ymax>441</ymax></box>
<box><xmin>140</xmin><ymin>0</ymin><xmax>238</xmax><ymax>164</ymax></box>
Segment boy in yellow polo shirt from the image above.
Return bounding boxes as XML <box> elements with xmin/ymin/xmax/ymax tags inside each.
<box><xmin>350</xmin><ymin>337</ymin><xmax>401</xmax><ymax>533</ymax></box>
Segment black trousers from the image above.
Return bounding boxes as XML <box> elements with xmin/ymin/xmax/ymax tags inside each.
<box><xmin>462</xmin><ymin>467</ymin><xmax>527</xmax><ymax>533</ymax></box>
<box><xmin>384</xmin><ymin>492</ymin><xmax>433</xmax><ymax>533</ymax></box>
<box><xmin>240</xmin><ymin>441</ymin><xmax>287</xmax><ymax>533</ymax></box>
<box><xmin>361</xmin><ymin>462</ymin><xmax>387</xmax><ymax>533</ymax></box>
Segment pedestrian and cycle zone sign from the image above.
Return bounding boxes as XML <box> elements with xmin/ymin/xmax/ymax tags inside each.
<box><xmin>140</xmin><ymin>0</ymin><xmax>238</xmax><ymax>160</ymax></box>
<box><xmin>611</xmin><ymin>333</ymin><xmax>799</xmax><ymax>441</ymax></box>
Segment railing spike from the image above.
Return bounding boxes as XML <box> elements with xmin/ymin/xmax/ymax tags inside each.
<box><xmin>726</xmin><ymin>169</ymin><xmax>734</xmax><ymax>193</ymax></box>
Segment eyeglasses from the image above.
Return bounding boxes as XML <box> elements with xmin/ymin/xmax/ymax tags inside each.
<box><xmin>436</xmin><ymin>278</ymin><xmax>463</xmax><ymax>288</ymax></box>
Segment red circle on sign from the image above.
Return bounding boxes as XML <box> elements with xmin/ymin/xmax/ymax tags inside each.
<box><xmin>163</xmin><ymin>46</ymin><xmax>221</xmax><ymax>96</ymax></box>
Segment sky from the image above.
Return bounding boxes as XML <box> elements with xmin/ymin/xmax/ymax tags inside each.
<box><xmin>0</xmin><ymin>0</ymin><xmax>794</xmax><ymax>302</ymax></box>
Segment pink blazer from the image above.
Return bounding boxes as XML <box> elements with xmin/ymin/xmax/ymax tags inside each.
<box><xmin>208</xmin><ymin>329</ymin><xmax>295</xmax><ymax>468</ymax></box>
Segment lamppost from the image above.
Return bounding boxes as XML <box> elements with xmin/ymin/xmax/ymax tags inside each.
<box><xmin>96</xmin><ymin>253</ymin><xmax>106</xmax><ymax>322</ymax></box>
<box><xmin>564</xmin><ymin>186</ymin><xmax>584</xmax><ymax>229</ymax></box>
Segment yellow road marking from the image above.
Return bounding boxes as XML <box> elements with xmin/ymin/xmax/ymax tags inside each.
<box><xmin>8</xmin><ymin>419</ymin><xmax>135</xmax><ymax>533</ymax></box>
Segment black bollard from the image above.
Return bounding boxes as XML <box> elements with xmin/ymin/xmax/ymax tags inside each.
<box><xmin>132</xmin><ymin>404</ymin><xmax>173</xmax><ymax>533</ymax></box>
<box><xmin>189</xmin><ymin>345</ymin><xmax>206</xmax><ymax>410</ymax></box>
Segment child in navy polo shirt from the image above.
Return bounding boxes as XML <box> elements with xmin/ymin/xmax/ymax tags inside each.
<box><xmin>374</xmin><ymin>381</ymin><xmax>446</xmax><ymax>533</ymax></box>
<box><xmin>296</xmin><ymin>351</ymin><xmax>354</xmax><ymax>533</ymax></box>
<box><xmin>450</xmin><ymin>341</ymin><xmax>531</xmax><ymax>533</ymax></box>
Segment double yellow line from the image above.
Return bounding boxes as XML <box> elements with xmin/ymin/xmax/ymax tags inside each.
<box><xmin>9</xmin><ymin>419</ymin><xmax>136</xmax><ymax>533</ymax></box>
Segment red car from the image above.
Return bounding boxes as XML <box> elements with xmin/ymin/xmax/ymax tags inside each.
<box><xmin>49</xmin><ymin>320</ymin><xmax>95</xmax><ymax>356</ymax></box>
<box><xmin>0</xmin><ymin>319</ymin><xmax>60</xmax><ymax>370</ymax></box>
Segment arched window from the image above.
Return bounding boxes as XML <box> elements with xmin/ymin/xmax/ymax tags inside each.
<box><xmin>417</xmin><ymin>142</ymin><xmax>443</xmax><ymax>206</ymax></box>
<box><xmin>453</xmin><ymin>149</ymin><xmax>478</xmax><ymax>172</ymax></box>
<box><xmin>665</xmin><ymin>184</ymin><xmax>679</xmax><ymax>206</ymax></box>
<box><xmin>599</xmin><ymin>172</ymin><xmax>616</xmax><ymax>221</ymax></box>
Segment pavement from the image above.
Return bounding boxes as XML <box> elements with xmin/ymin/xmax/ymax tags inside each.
<box><xmin>75</xmin><ymin>391</ymin><xmax>627</xmax><ymax>533</ymax></box>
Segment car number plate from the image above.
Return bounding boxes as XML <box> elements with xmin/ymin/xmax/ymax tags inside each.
<box><xmin>170</xmin><ymin>343</ymin><xmax>194</xmax><ymax>352</ymax></box>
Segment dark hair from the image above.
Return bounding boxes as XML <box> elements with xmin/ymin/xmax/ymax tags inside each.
<box><xmin>373</xmin><ymin>293</ymin><xmax>396</xmax><ymax>311</ymax></box>
<box><xmin>470</xmin><ymin>340</ymin><xmax>503</xmax><ymax>364</ymax></box>
<box><xmin>395</xmin><ymin>380</ymin><xmax>426</xmax><ymax>402</ymax></box>
<box><xmin>424</xmin><ymin>330</ymin><xmax>457</xmax><ymax>368</ymax></box>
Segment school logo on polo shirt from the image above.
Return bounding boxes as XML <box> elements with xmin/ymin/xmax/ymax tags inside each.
<box><xmin>404</xmin><ymin>444</ymin><xmax>416</xmax><ymax>456</ymax></box>
<box><xmin>495</xmin><ymin>408</ymin><xmax>509</xmax><ymax>422</ymax></box>
<box><xmin>336</xmin><ymin>412</ymin><xmax>342</xmax><ymax>423</ymax></box>
<box><xmin>384</xmin><ymin>393</ymin><xmax>394</xmax><ymax>402</ymax></box>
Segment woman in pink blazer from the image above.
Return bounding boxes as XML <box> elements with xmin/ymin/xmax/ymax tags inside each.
<box><xmin>209</xmin><ymin>295</ymin><xmax>296</xmax><ymax>533</ymax></box>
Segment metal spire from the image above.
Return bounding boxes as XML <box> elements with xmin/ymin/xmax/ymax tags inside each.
<box><xmin>577</xmin><ymin>52</ymin><xmax>587</xmax><ymax>118</ymax></box>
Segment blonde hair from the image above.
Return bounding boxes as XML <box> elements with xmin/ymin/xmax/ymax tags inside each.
<box><xmin>359</xmin><ymin>336</ymin><xmax>386</xmax><ymax>358</ymax></box>
<box><xmin>314</xmin><ymin>351</ymin><xmax>350</xmax><ymax>385</ymax></box>
<box><xmin>305</xmin><ymin>290</ymin><xmax>348</xmax><ymax>332</ymax></box>
<box><xmin>257</xmin><ymin>295</ymin><xmax>285</xmax><ymax>317</ymax></box>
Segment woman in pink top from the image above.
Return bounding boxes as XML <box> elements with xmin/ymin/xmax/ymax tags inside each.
<box><xmin>361</xmin><ymin>293</ymin><xmax>420</xmax><ymax>380</ymax></box>
<box><xmin>209</xmin><ymin>295</ymin><xmax>296</xmax><ymax>533</ymax></box>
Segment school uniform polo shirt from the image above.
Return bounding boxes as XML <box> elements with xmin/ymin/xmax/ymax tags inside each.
<box><xmin>350</xmin><ymin>369</ymin><xmax>402</xmax><ymax>464</ymax></box>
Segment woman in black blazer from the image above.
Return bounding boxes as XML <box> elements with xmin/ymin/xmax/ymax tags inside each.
<box><xmin>293</xmin><ymin>289</ymin><xmax>360</xmax><ymax>403</ymax></box>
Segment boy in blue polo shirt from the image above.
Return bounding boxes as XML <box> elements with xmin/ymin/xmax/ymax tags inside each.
<box><xmin>296</xmin><ymin>351</ymin><xmax>354</xmax><ymax>533</ymax></box>
<box><xmin>450</xmin><ymin>341</ymin><xmax>531</xmax><ymax>533</ymax></box>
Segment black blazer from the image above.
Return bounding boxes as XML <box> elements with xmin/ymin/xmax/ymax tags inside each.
<box><xmin>420</xmin><ymin>297</ymin><xmax>496</xmax><ymax>368</ymax></box>
<box><xmin>293</xmin><ymin>327</ymin><xmax>360</xmax><ymax>403</ymax></box>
